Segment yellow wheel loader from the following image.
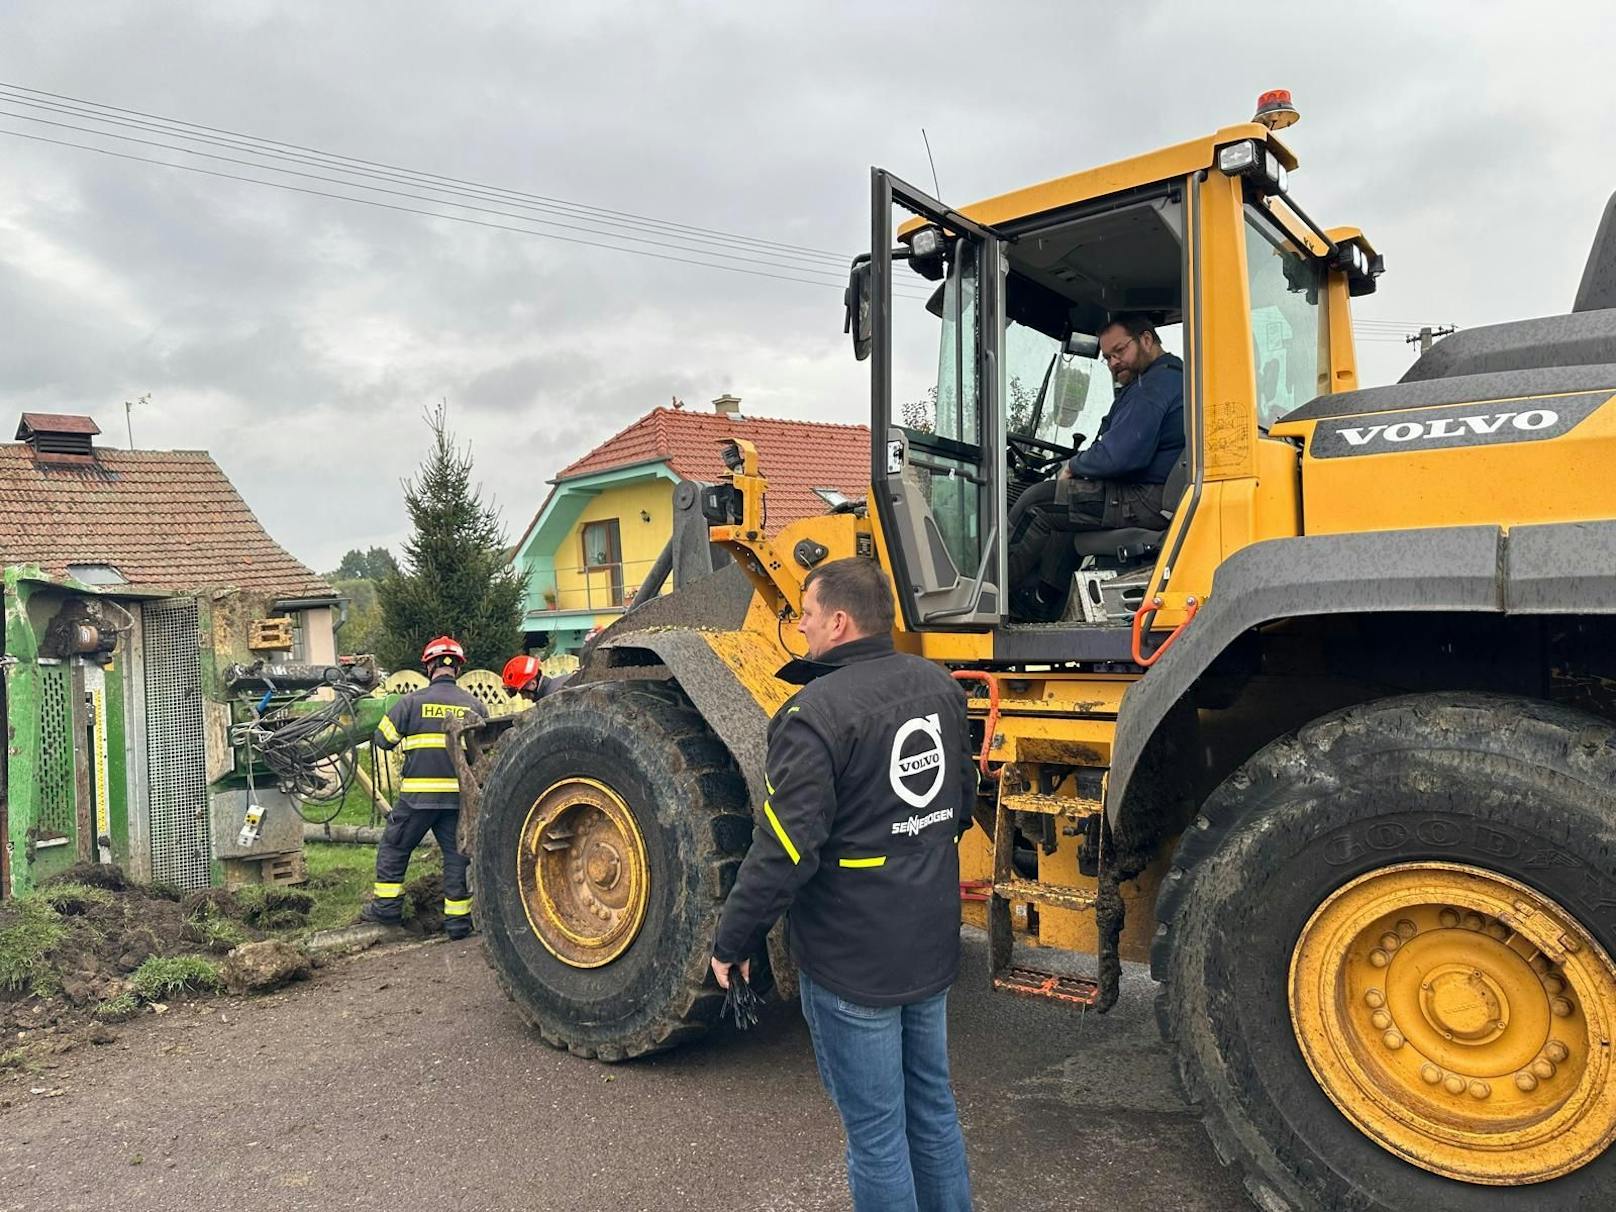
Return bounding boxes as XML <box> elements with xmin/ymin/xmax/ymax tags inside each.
<box><xmin>472</xmin><ymin>96</ymin><xmax>1616</xmax><ymax>1209</ymax></box>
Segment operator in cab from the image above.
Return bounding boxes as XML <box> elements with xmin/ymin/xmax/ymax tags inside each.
<box><xmin>1007</xmin><ymin>313</ymin><xmax>1184</xmax><ymax>622</ymax></box>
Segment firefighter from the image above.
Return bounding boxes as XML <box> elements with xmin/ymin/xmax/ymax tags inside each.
<box><xmin>362</xmin><ymin>635</ymin><xmax>487</xmax><ymax>939</ymax></box>
<box><xmin>500</xmin><ymin>653</ymin><xmax>573</xmax><ymax>702</ymax></box>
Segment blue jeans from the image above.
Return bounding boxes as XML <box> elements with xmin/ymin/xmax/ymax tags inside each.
<box><xmin>798</xmin><ymin>970</ymin><xmax>973</xmax><ymax>1212</ymax></box>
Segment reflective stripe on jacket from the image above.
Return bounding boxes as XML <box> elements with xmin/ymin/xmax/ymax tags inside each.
<box><xmin>712</xmin><ymin>634</ymin><xmax>976</xmax><ymax>1006</ymax></box>
<box><xmin>373</xmin><ymin>675</ymin><xmax>488</xmax><ymax>808</ymax></box>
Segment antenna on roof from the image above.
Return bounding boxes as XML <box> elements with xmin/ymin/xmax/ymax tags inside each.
<box><xmin>921</xmin><ymin>128</ymin><xmax>942</xmax><ymax>199</ymax></box>
<box><xmin>122</xmin><ymin>392</ymin><xmax>150</xmax><ymax>448</ymax></box>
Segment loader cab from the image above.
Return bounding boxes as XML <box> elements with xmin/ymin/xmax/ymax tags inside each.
<box><xmin>851</xmin><ymin>125</ymin><xmax>1376</xmax><ymax>653</ymax></box>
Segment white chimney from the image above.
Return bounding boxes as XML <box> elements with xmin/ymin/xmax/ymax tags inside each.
<box><xmin>712</xmin><ymin>394</ymin><xmax>742</xmax><ymax>416</ymax></box>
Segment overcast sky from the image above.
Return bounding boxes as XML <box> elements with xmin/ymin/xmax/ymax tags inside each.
<box><xmin>3</xmin><ymin>3</ymin><xmax>1614</xmax><ymax>573</ymax></box>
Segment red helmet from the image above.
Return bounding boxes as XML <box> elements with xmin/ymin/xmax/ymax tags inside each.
<box><xmin>502</xmin><ymin>654</ymin><xmax>542</xmax><ymax>693</ymax></box>
<box><xmin>421</xmin><ymin>635</ymin><xmax>466</xmax><ymax>665</ymax></box>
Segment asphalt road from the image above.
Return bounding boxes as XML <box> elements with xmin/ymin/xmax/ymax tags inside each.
<box><xmin>0</xmin><ymin>932</ymin><xmax>1245</xmax><ymax>1211</ymax></box>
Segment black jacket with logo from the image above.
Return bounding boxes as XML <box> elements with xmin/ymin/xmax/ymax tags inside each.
<box><xmin>712</xmin><ymin>634</ymin><xmax>976</xmax><ymax>1006</ymax></box>
<box><xmin>373</xmin><ymin>674</ymin><xmax>488</xmax><ymax>810</ymax></box>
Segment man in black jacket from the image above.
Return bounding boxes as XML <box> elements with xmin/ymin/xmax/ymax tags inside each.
<box><xmin>712</xmin><ymin>557</ymin><xmax>976</xmax><ymax>1212</ymax></box>
<box><xmin>1007</xmin><ymin>312</ymin><xmax>1184</xmax><ymax>620</ymax></box>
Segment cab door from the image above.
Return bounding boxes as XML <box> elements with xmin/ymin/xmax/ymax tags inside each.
<box><xmin>866</xmin><ymin>170</ymin><xmax>1006</xmax><ymax>629</ymax></box>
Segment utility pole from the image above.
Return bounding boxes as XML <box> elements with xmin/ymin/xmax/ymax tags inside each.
<box><xmin>1406</xmin><ymin>325</ymin><xmax>1458</xmax><ymax>355</ymax></box>
<box><xmin>123</xmin><ymin>392</ymin><xmax>150</xmax><ymax>448</ymax></box>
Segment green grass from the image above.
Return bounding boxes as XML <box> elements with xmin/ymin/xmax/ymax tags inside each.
<box><xmin>0</xmin><ymin>1047</ymin><xmax>35</xmax><ymax>1073</ymax></box>
<box><xmin>298</xmin><ymin>841</ymin><xmax>443</xmax><ymax>934</ymax></box>
<box><xmin>0</xmin><ymin>896</ymin><xmax>69</xmax><ymax>995</ymax></box>
<box><xmin>94</xmin><ymin>992</ymin><xmax>142</xmax><ymax>1021</ymax></box>
<box><xmin>37</xmin><ymin>882</ymin><xmax>115</xmax><ymax>913</ymax></box>
<box><xmin>129</xmin><ymin>955</ymin><xmax>222</xmax><ymax>1001</ymax></box>
<box><xmin>299</xmin><ymin>842</ymin><xmax>378</xmax><ymax>932</ymax></box>
<box><xmin>325</xmin><ymin>756</ymin><xmax>394</xmax><ymax>828</ymax></box>
<box><xmin>185</xmin><ymin>902</ymin><xmax>249</xmax><ymax>952</ymax></box>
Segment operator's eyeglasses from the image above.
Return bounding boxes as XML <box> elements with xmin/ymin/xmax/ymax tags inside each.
<box><xmin>1102</xmin><ymin>335</ymin><xmax>1138</xmax><ymax>366</ymax></box>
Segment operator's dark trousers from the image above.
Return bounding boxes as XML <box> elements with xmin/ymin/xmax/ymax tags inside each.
<box><xmin>372</xmin><ymin>803</ymin><xmax>470</xmax><ymax>925</ymax></box>
<box><xmin>1007</xmin><ymin>476</ymin><xmax>1166</xmax><ymax>595</ymax></box>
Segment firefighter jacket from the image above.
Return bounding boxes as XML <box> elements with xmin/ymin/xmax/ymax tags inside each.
<box><xmin>373</xmin><ymin>674</ymin><xmax>488</xmax><ymax>810</ymax></box>
<box><xmin>712</xmin><ymin>634</ymin><xmax>976</xmax><ymax>1006</ymax></box>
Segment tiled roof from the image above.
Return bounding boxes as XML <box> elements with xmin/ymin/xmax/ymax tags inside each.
<box><xmin>554</xmin><ymin>407</ymin><xmax>870</xmax><ymax>533</ymax></box>
<box><xmin>0</xmin><ymin>444</ymin><xmax>333</xmax><ymax>597</ymax></box>
<box><xmin>17</xmin><ymin>413</ymin><xmax>101</xmax><ymax>438</ymax></box>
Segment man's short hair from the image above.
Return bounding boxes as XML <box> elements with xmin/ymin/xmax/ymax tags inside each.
<box><xmin>803</xmin><ymin>557</ymin><xmax>895</xmax><ymax>636</ymax></box>
<box><xmin>1102</xmin><ymin>312</ymin><xmax>1159</xmax><ymax>343</ymax></box>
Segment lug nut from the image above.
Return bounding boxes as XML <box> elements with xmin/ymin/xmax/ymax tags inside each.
<box><xmin>1382</xmin><ymin>1029</ymin><xmax>1405</xmax><ymax>1050</ymax></box>
<box><xmin>1443</xmin><ymin>1074</ymin><xmax>1467</xmax><ymax>1095</ymax></box>
<box><xmin>1379</xmin><ymin>933</ymin><xmax>1402</xmax><ymax>952</ymax></box>
<box><xmin>1420</xmin><ymin>1064</ymin><xmax>1443</xmax><ymax>1085</ymax></box>
<box><xmin>1369</xmin><ymin>949</ymin><xmax>1391</xmax><ymax>968</ymax></box>
<box><xmin>1364</xmin><ymin>988</ymin><xmax>1386</xmax><ymax>1009</ymax></box>
<box><xmin>1545</xmin><ymin>1040</ymin><xmax>1570</xmax><ymax>1063</ymax></box>
<box><xmin>1371</xmin><ymin>1010</ymin><xmax>1392</xmax><ymax>1031</ymax></box>
<box><xmin>1439</xmin><ymin>908</ymin><xmax>1460</xmax><ymax>928</ymax></box>
<box><xmin>1516</xmin><ymin>1072</ymin><xmax>1539</xmax><ymax>1093</ymax></box>
<box><xmin>1486</xmin><ymin>922</ymin><xmax>1509</xmax><ymax>941</ymax></box>
<box><xmin>1552</xmin><ymin>997</ymin><xmax>1574</xmax><ymax>1018</ymax></box>
<box><xmin>1468</xmin><ymin>1080</ymin><xmax>1491</xmax><ymax>1100</ymax></box>
<box><xmin>1462</xmin><ymin>912</ymin><xmax>1485</xmax><ymax>931</ymax></box>
<box><xmin>1532</xmin><ymin>1058</ymin><xmax>1557</xmax><ymax>1080</ymax></box>
<box><xmin>1396</xmin><ymin>918</ymin><xmax>1418</xmax><ymax>939</ymax></box>
<box><xmin>1531</xmin><ymin>954</ymin><xmax>1552</xmax><ymax>974</ymax></box>
<box><xmin>1544</xmin><ymin>975</ymin><xmax>1566</xmax><ymax>995</ymax></box>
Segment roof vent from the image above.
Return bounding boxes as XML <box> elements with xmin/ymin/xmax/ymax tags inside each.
<box><xmin>16</xmin><ymin>413</ymin><xmax>100</xmax><ymax>463</ymax></box>
<box><xmin>712</xmin><ymin>394</ymin><xmax>742</xmax><ymax>416</ymax></box>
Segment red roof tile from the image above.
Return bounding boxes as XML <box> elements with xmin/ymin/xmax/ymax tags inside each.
<box><xmin>0</xmin><ymin>444</ymin><xmax>332</xmax><ymax>598</ymax></box>
<box><xmin>554</xmin><ymin>407</ymin><xmax>870</xmax><ymax>533</ymax></box>
<box><xmin>16</xmin><ymin>413</ymin><xmax>101</xmax><ymax>438</ymax></box>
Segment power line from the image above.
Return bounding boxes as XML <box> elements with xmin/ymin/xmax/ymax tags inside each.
<box><xmin>0</xmin><ymin>125</ymin><xmax>902</xmax><ymax>295</ymax></box>
<box><xmin>0</xmin><ymin>81</ymin><xmax>854</xmax><ymax>267</ymax></box>
<box><xmin>0</xmin><ymin>81</ymin><xmax>1449</xmax><ymax>329</ymax></box>
<box><xmin>0</xmin><ymin>106</ymin><xmax>866</xmax><ymax>282</ymax></box>
<box><xmin>0</xmin><ymin>91</ymin><xmax>855</xmax><ymax>275</ymax></box>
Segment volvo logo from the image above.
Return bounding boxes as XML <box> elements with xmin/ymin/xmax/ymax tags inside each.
<box><xmin>1334</xmin><ymin>409</ymin><xmax>1556</xmax><ymax>448</ymax></box>
<box><xmin>889</xmin><ymin>712</ymin><xmax>946</xmax><ymax>810</ymax></box>
<box><xmin>1309</xmin><ymin>391</ymin><xmax>1608</xmax><ymax>460</ymax></box>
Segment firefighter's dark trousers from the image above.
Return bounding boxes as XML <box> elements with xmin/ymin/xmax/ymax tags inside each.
<box><xmin>371</xmin><ymin>803</ymin><xmax>472</xmax><ymax>934</ymax></box>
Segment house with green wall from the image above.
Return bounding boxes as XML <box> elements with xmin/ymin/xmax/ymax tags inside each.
<box><xmin>0</xmin><ymin>413</ymin><xmax>339</xmax><ymax>896</ymax></box>
<box><xmin>512</xmin><ymin>396</ymin><xmax>869</xmax><ymax>653</ymax></box>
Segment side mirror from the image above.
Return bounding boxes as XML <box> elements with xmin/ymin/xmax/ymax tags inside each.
<box><xmin>1063</xmin><ymin>331</ymin><xmax>1100</xmax><ymax>359</ymax></box>
<box><xmin>844</xmin><ymin>257</ymin><xmax>873</xmax><ymax>362</ymax></box>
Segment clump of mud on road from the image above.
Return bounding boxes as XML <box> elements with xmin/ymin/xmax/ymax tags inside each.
<box><xmin>0</xmin><ymin>863</ymin><xmax>317</xmax><ymax>1081</ymax></box>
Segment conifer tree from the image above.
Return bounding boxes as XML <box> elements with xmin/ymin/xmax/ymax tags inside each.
<box><xmin>377</xmin><ymin>403</ymin><xmax>522</xmax><ymax>670</ymax></box>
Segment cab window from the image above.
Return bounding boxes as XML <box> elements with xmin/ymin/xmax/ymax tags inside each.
<box><xmin>1244</xmin><ymin>206</ymin><xmax>1328</xmax><ymax>428</ymax></box>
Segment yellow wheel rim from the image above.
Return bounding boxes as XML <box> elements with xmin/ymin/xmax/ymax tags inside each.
<box><xmin>516</xmin><ymin>777</ymin><xmax>650</xmax><ymax>969</ymax></box>
<box><xmin>1290</xmin><ymin>862</ymin><xmax>1616</xmax><ymax>1185</ymax></box>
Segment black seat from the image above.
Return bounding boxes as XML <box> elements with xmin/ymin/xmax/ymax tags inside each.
<box><xmin>1069</xmin><ymin>455</ymin><xmax>1188</xmax><ymax>563</ymax></box>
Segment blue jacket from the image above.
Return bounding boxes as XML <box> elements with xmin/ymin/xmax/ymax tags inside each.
<box><xmin>1070</xmin><ymin>352</ymin><xmax>1184</xmax><ymax>484</ymax></box>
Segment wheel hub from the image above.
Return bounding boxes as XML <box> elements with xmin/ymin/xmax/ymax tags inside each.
<box><xmin>1290</xmin><ymin>862</ymin><xmax>1616</xmax><ymax>1185</ymax></box>
<box><xmin>517</xmin><ymin>778</ymin><xmax>649</xmax><ymax>969</ymax></box>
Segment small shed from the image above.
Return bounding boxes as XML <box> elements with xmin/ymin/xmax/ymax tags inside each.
<box><xmin>1</xmin><ymin>413</ymin><xmax>339</xmax><ymax>895</ymax></box>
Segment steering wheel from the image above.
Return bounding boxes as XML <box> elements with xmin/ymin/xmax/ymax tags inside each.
<box><xmin>1007</xmin><ymin>432</ymin><xmax>1081</xmax><ymax>477</ymax></box>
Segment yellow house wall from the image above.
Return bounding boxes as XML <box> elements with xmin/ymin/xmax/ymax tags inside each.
<box><xmin>552</xmin><ymin>480</ymin><xmax>673</xmax><ymax>627</ymax></box>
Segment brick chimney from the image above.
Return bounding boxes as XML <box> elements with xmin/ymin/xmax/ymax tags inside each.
<box><xmin>712</xmin><ymin>394</ymin><xmax>742</xmax><ymax>417</ymax></box>
<box><xmin>16</xmin><ymin>413</ymin><xmax>100</xmax><ymax>465</ymax></box>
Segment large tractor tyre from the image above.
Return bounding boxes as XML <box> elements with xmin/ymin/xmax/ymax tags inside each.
<box><xmin>1154</xmin><ymin>692</ymin><xmax>1616</xmax><ymax>1211</ymax></box>
<box><xmin>474</xmin><ymin>679</ymin><xmax>753</xmax><ymax>1061</ymax></box>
